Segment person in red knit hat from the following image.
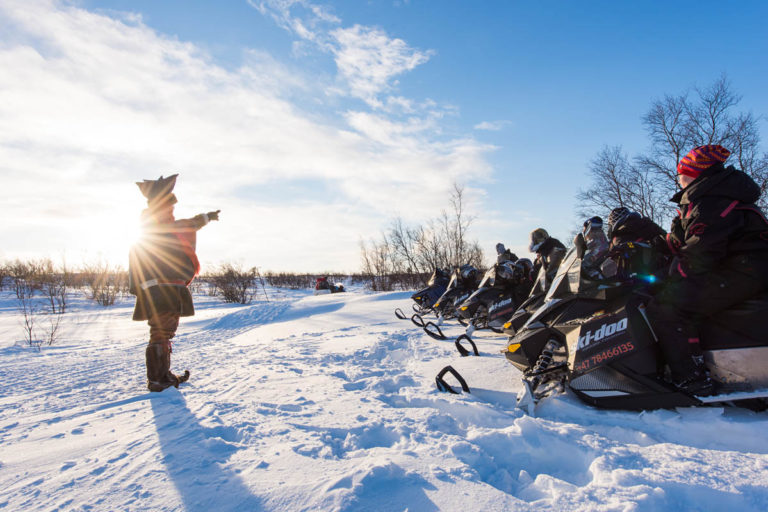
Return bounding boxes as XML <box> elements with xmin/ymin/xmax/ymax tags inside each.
<box><xmin>647</xmin><ymin>145</ymin><xmax>768</xmax><ymax>395</ymax></box>
<box><xmin>129</xmin><ymin>174</ymin><xmax>220</xmax><ymax>392</ymax></box>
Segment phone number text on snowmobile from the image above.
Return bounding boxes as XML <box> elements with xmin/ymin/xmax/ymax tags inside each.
<box><xmin>574</xmin><ymin>341</ymin><xmax>635</xmax><ymax>372</ymax></box>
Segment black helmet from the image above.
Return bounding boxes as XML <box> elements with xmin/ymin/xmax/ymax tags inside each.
<box><xmin>497</xmin><ymin>261</ymin><xmax>517</xmax><ymax>281</ymax></box>
<box><xmin>459</xmin><ymin>264</ymin><xmax>478</xmax><ymax>282</ymax></box>
<box><xmin>514</xmin><ymin>258</ymin><xmax>533</xmax><ymax>280</ymax></box>
<box><xmin>607</xmin><ymin>207</ymin><xmax>638</xmax><ymax>238</ymax></box>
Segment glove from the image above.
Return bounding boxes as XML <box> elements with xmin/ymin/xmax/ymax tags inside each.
<box><xmin>207</xmin><ymin>210</ymin><xmax>221</xmax><ymax>221</ymax></box>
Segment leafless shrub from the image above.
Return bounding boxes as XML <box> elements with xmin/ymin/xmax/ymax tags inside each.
<box><xmin>81</xmin><ymin>261</ymin><xmax>126</xmax><ymax>306</ymax></box>
<box><xmin>15</xmin><ymin>278</ymin><xmax>61</xmax><ymax>350</ymax></box>
<box><xmin>207</xmin><ymin>263</ymin><xmax>257</xmax><ymax>304</ymax></box>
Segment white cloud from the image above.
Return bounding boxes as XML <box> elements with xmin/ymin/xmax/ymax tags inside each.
<box><xmin>0</xmin><ymin>0</ymin><xmax>494</xmax><ymax>271</ymax></box>
<box><xmin>253</xmin><ymin>0</ymin><xmax>434</xmax><ymax>109</ymax></box>
<box><xmin>330</xmin><ymin>24</ymin><xmax>433</xmax><ymax>106</ymax></box>
<box><xmin>474</xmin><ymin>120</ymin><xmax>513</xmax><ymax>131</ymax></box>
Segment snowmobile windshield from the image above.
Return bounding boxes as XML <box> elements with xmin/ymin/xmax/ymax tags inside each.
<box><xmin>528</xmin><ymin>265</ymin><xmax>548</xmax><ymax>298</ymax></box>
<box><xmin>477</xmin><ymin>266</ymin><xmax>496</xmax><ymax>289</ymax></box>
<box><xmin>446</xmin><ymin>273</ymin><xmax>459</xmax><ymax>291</ymax></box>
<box><xmin>427</xmin><ymin>270</ymin><xmax>439</xmax><ymax>286</ymax></box>
<box><xmin>544</xmin><ymin>246</ymin><xmax>580</xmax><ymax>302</ymax></box>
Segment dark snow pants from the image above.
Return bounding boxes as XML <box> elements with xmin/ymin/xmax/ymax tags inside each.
<box><xmin>647</xmin><ymin>254</ymin><xmax>767</xmax><ymax>378</ymax></box>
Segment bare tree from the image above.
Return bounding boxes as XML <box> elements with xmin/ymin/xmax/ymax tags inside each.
<box><xmin>577</xmin><ymin>146</ymin><xmax>663</xmax><ymax>222</ymax></box>
<box><xmin>359</xmin><ymin>182</ymin><xmax>485</xmax><ymax>290</ymax></box>
<box><xmin>580</xmin><ymin>76</ymin><xmax>768</xmax><ymax>224</ymax></box>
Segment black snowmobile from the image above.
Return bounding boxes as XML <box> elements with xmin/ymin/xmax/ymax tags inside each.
<box><xmin>500</xmin><ymin>260</ymin><xmax>554</xmax><ymax>338</ymax></box>
<box><xmin>458</xmin><ymin>259</ymin><xmax>535</xmax><ymax>335</ymax></box>
<box><xmin>395</xmin><ymin>268</ymin><xmax>450</xmax><ymax>320</ymax></box>
<box><xmin>450</xmin><ymin>260</ymin><xmax>536</xmax><ymax>357</ymax></box>
<box><xmin>418</xmin><ymin>264</ymin><xmax>480</xmax><ymax>338</ymax></box>
<box><xmin>506</xmin><ymin>235</ymin><xmax>768</xmax><ymax>413</ymax></box>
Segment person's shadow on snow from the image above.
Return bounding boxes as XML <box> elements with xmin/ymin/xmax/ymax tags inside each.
<box><xmin>150</xmin><ymin>390</ymin><xmax>263</xmax><ymax>512</ymax></box>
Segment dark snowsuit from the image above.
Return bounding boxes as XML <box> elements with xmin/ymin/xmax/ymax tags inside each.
<box><xmin>610</xmin><ymin>215</ymin><xmax>667</xmax><ymax>252</ymax></box>
<box><xmin>647</xmin><ymin>163</ymin><xmax>768</xmax><ymax>378</ymax></box>
<box><xmin>532</xmin><ymin>237</ymin><xmax>566</xmax><ymax>284</ymax></box>
<box><xmin>129</xmin><ymin>210</ymin><xmax>210</xmax><ymax>390</ymax></box>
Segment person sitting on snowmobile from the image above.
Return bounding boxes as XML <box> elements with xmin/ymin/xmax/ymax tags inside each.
<box><xmin>529</xmin><ymin>228</ymin><xmax>566</xmax><ymax>284</ymax></box>
<box><xmin>581</xmin><ymin>216</ymin><xmax>611</xmax><ymax>279</ymax></box>
<box><xmin>495</xmin><ymin>243</ymin><xmax>518</xmax><ymax>264</ymax></box>
<box><xmin>647</xmin><ymin>145</ymin><xmax>768</xmax><ymax>396</ymax></box>
<box><xmin>129</xmin><ymin>174</ymin><xmax>220</xmax><ymax>392</ymax></box>
<box><xmin>607</xmin><ymin>207</ymin><xmax>667</xmax><ymax>252</ymax></box>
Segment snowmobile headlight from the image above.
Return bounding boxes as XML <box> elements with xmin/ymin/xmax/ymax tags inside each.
<box><xmin>507</xmin><ymin>343</ymin><xmax>521</xmax><ymax>353</ymax></box>
<box><xmin>460</xmin><ymin>306</ymin><xmax>468</xmax><ymax>311</ymax></box>
<box><xmin>503</xmin><ymin>321</ymin><xmax>512</xmax><ymax>329</ymax></box>
<box><xmin>414</xmin><ymin>296</ymin><xmax>421</xmax><ymax>300</ymax></box>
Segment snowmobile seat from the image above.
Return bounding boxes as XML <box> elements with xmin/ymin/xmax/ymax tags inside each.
<box><xmin>702</xmin><ymin>291</ymin><xmax>768</xmax><ymax>350</ymax></box>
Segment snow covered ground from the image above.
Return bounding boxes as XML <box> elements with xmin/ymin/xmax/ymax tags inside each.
<box><xmin>2</xmin><ymin>286</ymin><xmax>768</xmax><ymax>511</ymax></box>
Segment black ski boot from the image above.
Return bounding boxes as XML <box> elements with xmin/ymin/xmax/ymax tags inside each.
<box><xmin>671</xmin><ymin>357</ymin><xmax>715</xmax><ymax>397</ymax></box>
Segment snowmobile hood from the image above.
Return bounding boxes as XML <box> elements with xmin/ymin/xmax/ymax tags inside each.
<box><xmin>672</xmin><ymin>164</ymin><xmax>760</xmax><ymax>206</ymax></box>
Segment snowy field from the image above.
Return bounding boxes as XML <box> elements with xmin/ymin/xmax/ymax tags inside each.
<box><xmin>2</xmin><ymin>286</ymin><xmax>768</xmax><ymax>512</ymax></box>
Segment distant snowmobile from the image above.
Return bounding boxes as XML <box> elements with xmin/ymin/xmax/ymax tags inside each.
<box><xmin>314</xmin><ymin>277</ymin><xmax>345</xmax><ymax>295</ymax></box>
<box><xmin>395</xmin><ymin>268</ymin><xmax>450</xmax><ymax>320</ymax></box>
<box><xmin>506</xmin><ymin>235</ymin><xmax>768</xmax><ymax>413</ymax></box>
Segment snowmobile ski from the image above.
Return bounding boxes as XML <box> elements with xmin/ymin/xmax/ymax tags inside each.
<box><xmin>411</xmin><ymin>314</ymin><xmax>426</xmax><ymax>327</ymax></box>
<box><xmin>455</xmin><ymin>334</ymin><xmax>479</xmax><ymax>357</ymax></box>
<box><xmin>395</xmin><ymin>308</ymin><xmax>408</xmax><ymax>320</ymax></box>
<box><xmin>435</xmin><ymin>366</ymin><xmax>470</xmax><ymax>394</ymax></box>
<box><xmin>423</xmin><ymin>321</ymin><xmax>447</xmax><ymax>340</ymax></box>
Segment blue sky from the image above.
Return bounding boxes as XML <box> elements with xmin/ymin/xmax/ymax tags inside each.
<box><xmin>1</xmin><ymin>0</ymin><xmax>767</xmax><ymax>271</ymax></box>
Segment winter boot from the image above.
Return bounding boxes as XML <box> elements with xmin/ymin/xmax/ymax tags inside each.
<box><xmin>146</xmin><ymin>342</ymin><xmax>177</xmax><ymax>392</ymax></box>
<box><xmin>670</xmin><ymin>356</ymin><xmax>715</xmax><ymax>397</ymax></box>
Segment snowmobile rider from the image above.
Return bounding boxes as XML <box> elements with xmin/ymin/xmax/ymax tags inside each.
<box><xmin>529</xmin><ymin>228</ymin><xmax>566</xmax><ymax>284</ymax></box>
<box><xmin>607</xmin><ymin>207</ymin><xmax>667</xmax><ymax>252</ymax></box>
<box><xmin>647</xmin><ymin>145</ymin><xmax>768</xmax><ymax>396</ymax></box>
<box><xmin>129</xmin><ymin>174</ymin><xmax>220</xmax><ymax>392</ymax></box>
<box><xmin>495</xmin><ymin>243</ymin><xmax>518</xmax><ymax>264</ymax></box>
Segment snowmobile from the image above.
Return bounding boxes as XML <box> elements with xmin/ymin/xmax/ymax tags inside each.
<box><xmin>451</xmin><ymin>259</ymin><xmax>535</xmax><ymax>357</ymax></box>
<box><xmin>395</xmin><ymin>268</ymin><xmax>450</xmax><ymax>320</ymax></box>
<box><xmin>457</xmin><ymin>259</ymin><xmax>534</xmax><ymax>335</ymax></box>
<box><xmin>314</xmin><ymin>277</ymin><xmax>345</xmax><ymax>295</ymax></box>
<box><xmin>506</xmin><ymin>235</ymin><xmax>768</xmax><ymax>413</ymax></box>
<box><xmin>500</xmin><ymin>261</ymin><xmax>552</xmax><ymax>338</ymax></box>
<box><xmin>418</xmin><ymin>264</ymin><xmax>480</xmax><ymax>339</ymax></box>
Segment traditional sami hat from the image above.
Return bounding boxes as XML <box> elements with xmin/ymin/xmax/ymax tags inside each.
<box><xmin>677</xmin><ymin>145</ymin><xmax>731</xmax><ymax>178</ymax></box>
<box><xmin>136</xmin><ymin>174</ymin><xmax>179</xmax><ymax>206</ymax></box>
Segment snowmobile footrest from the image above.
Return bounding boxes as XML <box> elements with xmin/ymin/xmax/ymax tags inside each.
<box><xmin>395</xmin><ymin>308</ymin><xmax>408</xmax><ymax>320</ymax></box>
<box><xmin>696</xmin><ymin>388</ymin><xmax>768</xmax><ymax>404</ymax></box>
<box><xmin>455</xmin><ymin>334</ymin><xmax>479</xmax><ymax>357</ymax></box>
<box><xmin>411</xmin><ymin>314</ymin><xmax>426</xmax><ymax>327</ymax></box>
<box><xmin>424</xmin><ymin>321</ymin><xmax>447</xmax><ymax>340</ymax></box>
<box><xmin>435</xmin><ymin>366</ymin><xmax>470</xmax><ymax>394</ymax></box>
